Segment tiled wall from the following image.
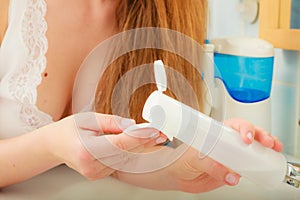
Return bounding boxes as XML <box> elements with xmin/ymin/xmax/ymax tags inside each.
<box><xmin>209</xmin><ymin>0</ymin><xmax>300</xmax><ymax>157</ymax></box>
<box><xmin>208</xmin><ymin>0</ymin><xmax>258</xmax><ymax>38</ymax></box>
<box><xmin>272</xmin><ymin>50</ymin><xmax>300</xmax><ymax>157</ymax></box>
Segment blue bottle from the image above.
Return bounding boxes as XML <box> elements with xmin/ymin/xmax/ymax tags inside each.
<box><xmin>209</xmin><ymin>37</ymin><xmax>274</xmax><ymax>131</ymax></box>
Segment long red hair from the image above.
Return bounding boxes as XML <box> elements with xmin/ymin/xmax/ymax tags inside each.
<box><xmin>95</xmin><ymin>0</ymin><xmax>208</xmax><ymax>123</ymax></box>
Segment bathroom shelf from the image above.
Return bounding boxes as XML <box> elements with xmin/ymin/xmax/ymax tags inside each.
<box><xmin>259</xmin><ymin>0</ymin><xmax>300</xmax><ymax>50</ymax></box>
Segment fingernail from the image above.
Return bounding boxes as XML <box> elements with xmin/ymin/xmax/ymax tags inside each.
<box><xmin>120</xmin><ymin>118</ymin><xmax>136</xmax><ymax>130</ymax></box>
<box><xmin>225</xmin><ymin>173</ymin><xmax>239</xmax><ymax>185</ymax></box>
<box><xmin>266</xmin><ymin>135</ymin><xmax>275</xmax><ymax>147</ymax></box>
<box><xmin>149</xmin><ymin>132</ymin><xmax>160</xmax><ymax>139</ymax></box>
<box><xmin>247</xmin><ymin>132</ymin><xmax>253</xmax><ymax>142</ymax></box>
<box><xmin>156</xmin><ymin>137</ymin><xmax>167</xmax><ymax>144</ymax></box>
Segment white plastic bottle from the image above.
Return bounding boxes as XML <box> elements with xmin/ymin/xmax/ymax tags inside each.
<box><xmin>142</xmin><ymin>89</ymin><xmax>287</xmax><ymax>189</ymax></box>
<box><xmin>138</xmin><ymin>60</ymin><xmax>298</xmax><ymax>189</ymax></box>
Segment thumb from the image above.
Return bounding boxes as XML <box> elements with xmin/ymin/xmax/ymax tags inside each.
<box><xmin>74</xmin><ymin>112</ymin><xmax>135</xmax><ymax>134</ymax></box>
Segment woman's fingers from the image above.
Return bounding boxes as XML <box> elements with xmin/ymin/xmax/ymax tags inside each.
<box><xmin>74</xmin><ymin>112</ymin><xmax>136</xmax><ymax>134</ymax></box>
<box><xmin>253</xmin><ymin>126</ymin><xmax>274</xmax><ymax>148</ymax></box>
<box><xmin>224</xmin><ymin>118</ymin><xmax>255</xmax><ymax>144</ymax></box>
<box><xmin>224</xmin><ymin>118</ymin><xmax>283</xmax><ymax>152</ymax></box>
<box><xmin>56</xmin><ymin>112</ymin><xmax>169</xmax><ymax>181</ymax></box>
<box><xmin>94</xmin><ymin>113</ymin><xmax>136</xmax><ymax>133</ymax></box>
<box><xmin>190</xmin><ymin>150</ymin><xmax>240</xmax><ymax>186</ymax></box>
<box><xmin>254</xmin><ymin>127</ymin><xmax>283</xmax><ymax>152</ymax></box>
<box><xmin>77</xmin><ymin>127</ymin><xmax>167</xmax><ymax>173</ymax></box>
<box><xmin>105</xmin><ymin>130</ymin><xmax>166</xmax><ymax>153</ymax></box>
<box><xmin>68</xmin><ymin>112</ymin><xmax>170</xmax><ymax>180</ymax></box>
<box><xmin>179</xmin><ymin>173</ymin><xmax>226</xmax><ymax>193</ymax></box>
<box><xmin>272</xmin><ymin>136</ymin><xmax>283</xmax><ymax>152</ymax></box>
<box><xmin>171</xmin><ymin>148</ymin><xmax>240</xmax><ymax>190</ymax></box>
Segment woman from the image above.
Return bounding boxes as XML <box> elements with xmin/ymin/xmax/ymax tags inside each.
<box><xmin>0</xmin><ymin>0</ymin><xmax>282</xmax><ymax>193</ymax></box>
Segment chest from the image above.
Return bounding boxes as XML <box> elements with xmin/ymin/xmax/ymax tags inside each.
<box><xmin>36</xmin><ymin>1</ymin><xmax>117</xmax><ymax>121</ymax></box>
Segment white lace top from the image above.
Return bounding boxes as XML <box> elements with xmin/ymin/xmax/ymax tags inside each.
<box><xmin>0</xmin><ymin>0</ymin><xmax>53</xmax><ymax>138</ymax></box>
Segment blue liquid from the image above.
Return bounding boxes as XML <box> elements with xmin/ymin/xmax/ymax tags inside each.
<box><xmin>228</xmin><ymin>88</ymin><xmax>269</xmax><ymax>103</ymax></box>
<box><xmin>213</xmin><ymin>53</ymin><xmax>274</xmax><ymax>103</ymax></box>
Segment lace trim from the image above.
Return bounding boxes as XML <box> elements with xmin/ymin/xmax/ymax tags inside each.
<box><xmin>8</xmin><ymin>0</ymin><xmax>53</xmax><ymax>130</ymax></box>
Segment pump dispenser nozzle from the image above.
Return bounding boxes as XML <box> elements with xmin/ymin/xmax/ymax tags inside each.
<box><xmin>285</xmin><ymin>162</ymin><xmax>300</xmax><ymax>188</ymax></box>
<box><xmin>154</xmin><ymin>60</ymin><xmax>167</xmax><ymax>93</ymax></box>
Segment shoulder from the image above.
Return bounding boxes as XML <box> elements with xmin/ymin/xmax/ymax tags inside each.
<box><xmin>0</xmin><ymin>0</ymin><xmax>10</xmax><ymax>45</ymax></box>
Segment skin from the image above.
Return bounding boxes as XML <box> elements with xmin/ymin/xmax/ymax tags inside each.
<box><xmin>37</xmin><ymin>0</ymin><xmax>119</xmax><ymax>120</ymax></box>
<box><xmin>0</xmin><ymin>112</ymin><xmax>167</xmax><ymax>187</ymax></box>
<box><xmin>0</xmin><ymin>0</ymin><xmax>283</xmax><ymax>192</ymax></box>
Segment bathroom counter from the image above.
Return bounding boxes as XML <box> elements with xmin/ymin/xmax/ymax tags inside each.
<box><xmin>0</xmin><ymin>164</ymin><xmax>299</xmax><ymax>200</ymax></box>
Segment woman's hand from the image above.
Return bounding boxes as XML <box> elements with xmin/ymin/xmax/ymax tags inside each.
<box><xmin>224</xmin><ymin>118</ymin><xmax>283</xmax><ymax>152</ymax></box>
<box><xmin>0</xmin><ymin>112</ymin><xmax>167</xmax><ymax>187</ymax></box>
<box><xmin>43</xmin><ymin>112</ymin><xmax>167</xmax><ymax>181</ymax></box>
<box><xmin>114</xmin><ymin>118</ymin><xmax>283</xmax><ymax>193</ymax></box>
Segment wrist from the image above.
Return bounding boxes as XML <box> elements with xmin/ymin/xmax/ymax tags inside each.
<box><xmin>35</xmin><ymin>123</ymin><xmax>64</xmax><ymax>167</ymax></box>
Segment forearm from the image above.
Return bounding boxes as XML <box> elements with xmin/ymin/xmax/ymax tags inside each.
<box><xmin>0</xmin><ymin>128</ymin><xmax>61</xmax><ymax>188</ymax></box>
